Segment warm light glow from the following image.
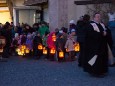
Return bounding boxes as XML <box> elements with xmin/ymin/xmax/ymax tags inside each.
<box><xmin>59</xmin><ymin>51</ymin><xmax>64</xmax><ymax>58</ymax></box>
<box><xmin>66</xmin><ymin>48</ymin><xmax>68</xmax><ymax>52</ymax></box>
<box><xmin>25</xmin><ymin>49</ymin><xmax>30</xmax><ymax>54</ymax></box>
<box><xmin>43</xmin><ymin>47</ymin><xmax>47</xmax><ymax>55</ymax></box>
<box><xmin>0</xmin><ymin>8</ymin><xmax>12</xmax><ymax>24</ymax></box>
<box><xmin>52</xmin><ymin>34</ymin><xmax>56</xmax><ymax>42</ymax></box>
<box><xmin>38</xmin><ymin>44</ymin><xmax>43</xmax><ymax>50</ymax></box>
<box><xmin>21</xmin><ymin>45</ymin><xmax>26</xmax><ymax>49</ymax></box>
<box><xmin>50</xmin><ymin>48</ymin><xmax>56</xmax><ymax>54</ymax></box>
<box><xmin>74</xmin><ymin>43</ymin><xmax>80</xmax><ymax>52</ymax></box>
<box><xmin>0</xmin><ymin>48</ymin><xmax>3</xmax><ymax>53</ymax></box>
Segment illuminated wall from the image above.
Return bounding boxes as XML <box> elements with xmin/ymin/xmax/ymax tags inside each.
<box><xmin>0</xmin><ymin>7</ymin><xmax>12</xmax><ymax>24</ymax></box>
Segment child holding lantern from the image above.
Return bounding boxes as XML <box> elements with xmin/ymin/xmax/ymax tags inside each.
<box><xmin>47</xmin><ymin>32</ymin><xmax>56</xmax><ymax>61</ymax></box>
<box><xmin>56</xmin><ymin>33</ymin><xmax>65</xmax><ymax>62</ymax></box>
<box><xmin>65</xmin><ymin>29</ymin><xmax>76</xmax><ymax>61</ymax></box>
<box><xmin>26</xmin><ymin>34</ymin><xmax>33</xmax><ymax>56</ymax></box>
<box><xmin>33</xmin><ymin>32</ymin><xmax>42</xmax><ymax>59</ymax></box>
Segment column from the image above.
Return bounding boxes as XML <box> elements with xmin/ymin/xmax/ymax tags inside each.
<box><xmin>49</xmin><ymin>0</ymin><xmax>68</xmax><ymax>31</ymax></box>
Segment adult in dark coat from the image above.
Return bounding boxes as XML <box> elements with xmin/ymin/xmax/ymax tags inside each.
<box><xmin>83</xmin><ymin>13</ymin><xmax>108</xmax><ymax>77</ymax></box>
<box><xmin>77</xmin><ymin>14</ymin><xmax>90</xmax><ymax>67</ymax></box>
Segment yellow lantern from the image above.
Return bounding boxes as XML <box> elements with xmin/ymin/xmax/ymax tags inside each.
<box><xmin>50</xmin><ymin>48</ymin><xmax>56</xmax><ymax>54</ymax></box>
<box><xmin>16</xmin><ymin>48</ymin><xmax>20</xmax><ymax>52</ymax></box>
<box><xmin>59</xmin><ymin>51</ymin><xmax>64</xmax><ymax>58</ymax></box>
<box><xmin>25</xmin><ymin>48</ymin><xmax>30</xmax><ymax>54</ymax></box>
<box><xmin>74</xmin><ymin>43</ymin><xmax>80</xmax><ymax>52</ymax></box>
<box><xmin>52</xmin><ymin>34</ymin><xmax>56</xmax><ymax>42</ymax></box>
<box><xmin>43</xmin><ymin>48</ymin><xmax>47</xmax><ymax>55</ymax></box>
<box><xmin>18</xmin><ymin>51</ymin><xmax>22</xmax><ymax>56</ymax></box>
<box><xmin>38</xmin><ymin>44</ymin><xmax>43</xmax><ymax>50</ymax></box>
<box><xmin>21</xmin><ymin>45</ymin><xmax>26</xmax><ymax>49</ymax></box>
<box><xmin>21</xmin><ymin>50</ymin><xmax>24</xmax><ymax>54</ymax></box>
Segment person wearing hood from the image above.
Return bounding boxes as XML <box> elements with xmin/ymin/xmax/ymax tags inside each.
<box><xmin>69</xmin><ymin>20</ymin><xmax>77</xmax><ymax>34</ymax></box>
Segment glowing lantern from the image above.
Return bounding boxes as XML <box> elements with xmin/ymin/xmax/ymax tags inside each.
<box><xmin>38</xmin><ymin>44</ymin><xmax>43</xmax><ymax>50</ymax></box>
<box><xmin>21</xmin><ymin>50</ymin><xmax>24</xmax><ymax>54</ymax></box>
<box><xmin>25</xmin><ymin>48</ymin><xmax>30</xmax><ymax>54</ymax></box>
<box><xmin>21</xmin><ymin>45</ymin><xmax>26</xmax><ymax>49</ymax></box>
<box><xmin>50</xmin><ymin>48</ymin><xmax>56</xmax><ymax>54</ymax></box>
<box><xmin>16</xmin><ymin>48</ymin><xmax>20</xmax><ymax>52</ymax></box>
<box><xmin>18</xmin><ymin>51</ymin><xmax>23</xmax><ymax>56</ymax></box>
<box><xmin>52</xmin><ymin>34</ymin><xmax>56</xmax><ymax>42</ymax></box>
<box><xmin>74</xmin><ymin>43</ymin><xmax>80</xmax><ymax>52</ymax></box>
<box><xmin>43</xmin><ymin>47</ymin><xmax>47</xmax><ymax>55</ymax></box>
<box><xmin>59</xmin><ymin>51</ymin><xmax>64</xmax><ymax>58</ymax></box>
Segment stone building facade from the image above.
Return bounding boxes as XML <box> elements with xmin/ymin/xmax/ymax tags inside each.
<box><xmin>24</xmin><ymin>0</ymin><xmax>114</xmax><ymax>31</ymax></box>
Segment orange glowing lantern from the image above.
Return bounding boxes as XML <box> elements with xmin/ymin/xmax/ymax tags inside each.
<box><xmin>16</xmin><ymin>48</ymin><xmax>20</xmax><ymax>52</ymax></box>
<box><xmin>74</xmin><ymin>43</ymin><xmax>80</xmax><ymax>52</ymax></box>
<box><xmin>21</xmin><ymin>45</ymin><xmax>26</xmax><ymax>49</ymax></box>
<box><xmin>38</xmin><ymin>44</ymin><xmax>43</xmax><ymax>50</ymax></box>
<box><xmin>21</xmin><ymin>50</ymin><xmax>24</xmax><ymax>54</ymax></box>
<box><xmin>50</xmin><ymin>48</ymin><xmax>56</xmax><ymax>54</ymax></box>
<box><xmin>43</xmin><ymin>47</ymin><xmax>47</xmax><ymax>55</ymax></box>
<box><xmin>52</xmin><ymin>34</ymin><xmax>56</xmax><ymax>42</ymax></box>
<box><xmin>59</xmin><ymin>51</ymin><xmax>64</xmax><ymax>58</ymax></box>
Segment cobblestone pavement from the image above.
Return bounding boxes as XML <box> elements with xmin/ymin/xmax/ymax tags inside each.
<box><xmin>0</xmin><ymin>56</ymin><xmax>115</xmax><ymax>86</ymax></box>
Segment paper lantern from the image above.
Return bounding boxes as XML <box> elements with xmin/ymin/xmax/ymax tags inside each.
<box><xmin>52</xmin><ymin>34</ymin><xmax>56</xmax><ymax>42</ymax></box>
<box><xmin>38</xmin><ymin>44</ymin><xmax>43</xmax><ymax>50</ymax></box>
<box><xmin>43</xmin><ymin>48</ymin><xmax>47</xmax><ymax>55</ymax></box>
<box><xmin>50</xmin><ymin>48</ymin><xmax>56</xmax><ymax>54</ymax></box>
<box><xmin>21</xmin><ymin>45</ymin><xmax>26</xmax><ymax>49</ymax></box>
<box><xmin>74</xmin><ymin>43</ymin><xmax>80</xmax><ymax>52</ymax></box>
<box><xmin>59</xmin><ymin>51</ymin><xmax>64</xmax><ymax>58</ymax></box>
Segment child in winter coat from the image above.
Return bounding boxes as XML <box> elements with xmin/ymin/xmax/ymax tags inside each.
<box><xmin>47</xmin><ymin>32</ymin><xmax>56</xmax><ymax>61</ymax></box>
<box><xmin>26</xmin><ymin>34</ymin><xmax>33</xmax><ymax>56</ymax></box>
<box><xmin>65</xmin><ymin>29</ymin><xmax>76</xmax><ymax>61</ymax></box>
<box><xmin>33</xmin><ymin>32</ymin><xmax>42</xmax><ymax>59</ymax></box>
<box><xmin>56</xmin><ymin>33</ymin><xmax>66</xmax><ymax>61</ymax></box>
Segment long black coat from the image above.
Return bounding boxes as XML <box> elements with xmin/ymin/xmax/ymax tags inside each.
<box><xmin>83</xmin><ymin>21</ymin><xmax>108</xmax><ymax>75</ymax></box>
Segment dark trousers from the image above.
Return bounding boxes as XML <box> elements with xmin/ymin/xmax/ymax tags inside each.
<box><xmin>78</xmin><ymin>42</ymin><xmax>85</xmax><ymax>67</ymax></box>
<box><xmin>68</xmin><ymin>51</ymin><xmax>75</xmax><ymax>61</ymax></box>
<box><xmin>33</xmin><ymin>48</ymin><xmax>42</xmax><ymax>59</ymax></box>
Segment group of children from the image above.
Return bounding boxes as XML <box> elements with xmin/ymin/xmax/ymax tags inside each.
<box><xmin>11</xmin><ymin>28</ymin><xmax>79</xmax><ymax>62</ymax></box>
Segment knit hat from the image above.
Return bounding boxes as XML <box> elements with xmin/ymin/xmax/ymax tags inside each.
<box><xmin>69</xmin><ymin>20</ymin><xmax>75</xmax><ymax>24</ymax></box>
